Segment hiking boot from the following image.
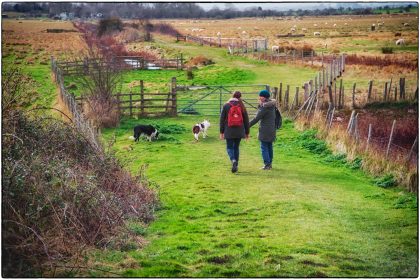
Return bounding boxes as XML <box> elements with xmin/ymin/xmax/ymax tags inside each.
<box><xmin>231</xmin><ymin>160</ymin><xmax>238</xmax><ymax>173</ymax></box>
<box><xmin>261</xmin><ymin>164</ymin><xmax>272</xmax><ymax>170</ymax></box>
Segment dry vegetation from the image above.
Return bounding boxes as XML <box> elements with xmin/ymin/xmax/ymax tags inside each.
<box><xmin>2</xmin><ymin>19</ymin><xmax>87</xmax><ymax>62</ymax></box>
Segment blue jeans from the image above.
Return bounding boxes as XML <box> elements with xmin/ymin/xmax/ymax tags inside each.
<box><xmin>226</xmin><ymin>138</ymin><xmax>241</xmax><ymax>162</ymax></box>
<box><xmin>260</xmin><ymin>141</ymin><xmax>273</xmax><ymax>165</ymax></box>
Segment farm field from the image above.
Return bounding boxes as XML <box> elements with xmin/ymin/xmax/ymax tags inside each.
<box><xmin>2</xmin><ymin>11</ymin><xmax>418</xmax><ymax>277</ymax></box>
<box><xmin>159</xmin><ymin>13</ymin><xmax>418</xmax><ymax>55</ymax></box>
<box><xmin>96</xmin><ymin>116</ymin><xmax>418</xmax><ymax>277</ymax></box>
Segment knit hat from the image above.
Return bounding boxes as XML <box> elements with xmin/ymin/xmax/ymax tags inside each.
<box><xmin>259</xmin><ymin>89</ymin><xmax>270</xmax><ymax>98</ymax></box>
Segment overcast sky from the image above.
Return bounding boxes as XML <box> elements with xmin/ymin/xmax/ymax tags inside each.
<box><xmin>197</xmin><ymin>2</ymin><xmax>415</xmax><ymax>11</ymax></box>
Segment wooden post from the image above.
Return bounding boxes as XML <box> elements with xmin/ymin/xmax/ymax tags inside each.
<box><xmin>295</xmin><ymin>87</ymin><xmax>299</xmax><ymax>108</ymax></box>
<box><xmin>399</xmin><ymin>77</ymin><xmax>405</xmax><ymax>99</ymax></box>
<box><xmin>285</xmin><ymin>85</ymin><xmax>290</xmax><ymax>109</ymax></box>
<box><xmin>273</xmin><ymin>87</ymin><xmax>278</xmax><ymax>105</ymax></box>
<box><xmin>328</xmin><ymin>85</ymin><xmax>334</xmax><ymax>105</ymax></box>
<box><xmin>322</xmin><ymin>67</ymin><xmax>326</xmax><ymax>91</ymax></box>
<box><xmin>342</xmin><ymin>54</ymin><xmax>345</xmax><ymax>73</ymax></box>
<box><xmin>394</xmin><ymin>86</ymin><xmax>398</xmax><ymax>101</ymax></box>
<box><xmin>279</xmin><ymin>82</ymin><xmax>283</xmax><ymax>106</ymax></box>
<box><xmin>367</xmin><ymin>80</ymin><xmax>373</xmax><ymax>102</ymax></box>
<box><xmin>321</xmin><ymin>51</ymin><xmax>324</xmax><ymax>67</ymax></box>
<box><xmin>366</xmin><ymin>123</ymin><xmax>372</xmax><ymax>152</ymax></box>
<box><xmin>140</xmin><ymin>80</ymin><xmax>144</xmax><ymax>116</ymax></box>
<box><xmin>330</xmin><ymin>61</ymin><xmax>333</xmax><ymax>84</ymax></box>
<box><xmin>303</xmin><ymin>82</ymin><xmax>309</xmax><ymax>101</ymax></box>
<box><xmin>328</xmin><ymin>107</ymin><xmax>335</xmax><ymax>131</ymax></box>
<box><xmin>347</xmin><ymin>110</ymin><xmax>356</xmax><ymax>133</ymax></box>
<box><xmin>309</xmin><ymin>80</ymin><xmax>313</xmax><ymax>96</ymax></box>
<box><xmin>338</xmin><ymin>79</ymin><xmax>342</xmax><ymax>109</ymax></box>
<box><xmin>383</xmin><ymin>82</ymin><xmax>388</xmax><ymax>101</ymax></box>
<box><xmin>334</xmin><ymin>80</ymin><xmax>337</xmax><ymax>108</ymax></box>
<box><xmin>129</xmin><ymin>92</ymin><xmax>133</xmax><ymax>117</ymax></box>
<box><xmin>414</xmin><ymin>86</ymin><xmax>419</xmax><ymax>101</ymax></box>
<box><xmin>406</xmin><ymin>136</ymin><xmax>418</xmax><ymax>163</ymax></box>
<box><xmin>388</xmin><ymin>78</ymin><xmax>393</xmax><ymax>98</ymax></box>
<box><xmin>311</xmin><ymin>50</ymin><xmax>314</xmax><ymax>66</ymax></box>
<box><xmin>171</xmin><ymin>77</ymin><xmax>177</xmax><ymax>116</ymax></box>
<box><xmin>265</xmin><ymin>85</ymin><xmax>271</xmax><ymax>93</ymax></box>
<box><xmin>386</xmin><ymin>120</ymin><xmax>396</xmax><ymax>159</ymax></box>
<box><xmin>352</xmin><ymin>83</ymin><xmax>356</xmax><ymax>109</ymax></box>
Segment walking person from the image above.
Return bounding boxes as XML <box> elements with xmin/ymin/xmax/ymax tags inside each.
<box><xmin>249</xmin><ymin>89</ymin><xmax>277</xmax><ymax>170</ymax></box>
<box><xmin>220</xmin><ymin>91</ymin><xmax>250</xmax><ymax>173</ymax></box>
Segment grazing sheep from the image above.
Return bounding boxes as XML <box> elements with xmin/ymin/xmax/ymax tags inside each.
<box><xmin>344</xmin><ymin>23</ymin><xmax>348</xmax><ymax>26</ymax></box>
<box><xmin>313</xmin><ymin>23</ymin><xmax>318</xmax><ymax>27</ymax></box>
<box><xmin>314</xmin><ymin>31</ymin><xmax>321</xmax><ymax>36</ymax></box>
<box><xmin>272</xmin><ymin>45</ymin><xmax>280</xmax><ymax>53</ymax></box>
<box><xmin>333</xmin><ymin>23</ymin><xmax>337</xmax><ymax>27</ymax></box>
<box><xmin>290</xmin><ymin>27</ymin><xmax>296</xmax><ymax>32</ymax></box>
<box><xmin>241</xmin><ymin>30</ymin><xmax>247</xmax><ymax>34</ymax></box>
<box><xmin>301</xmin><ymin>28</ymin><xmax>307</xmax><ymax>32</ymax></box>
<box><xmin>403</xmin><ymin>22</ymin><xmax>409</xmax><ymax>26</ymax></box>
<box><xmin>216</xmin><ymin>32</ymin><xmax>221</xmax><ymax>37</ymax></box>
<box><xmin>396</xmin><ymin>38</ymin><xmax>405</xmax><ymax>46</ymax></box>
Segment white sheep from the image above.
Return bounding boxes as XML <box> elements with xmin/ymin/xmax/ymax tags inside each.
<box><xmin>290</xmin><ymin>27</ymin><xmax>296</xmax><ymax>32</ymax></box>
<box><xmin>313</xmin><ymin>23</ymin><xmax>318</xmax><ymax>27</ymax></box>
<box><xmin>301</xmin><ymin>28</ymin><xmax>307</xmax><ymax>32</ymax></box>
<box><xmin>314</xmin><ymin>31</ymin><xmax>321</xmax><ymax>36</ymax></box>
<box><xmin>216</xmin><ymin>32</ymin><xmax>221</xmax><ymax>37</ymax></box>
<box><xmin>333</xmin><ymin>23</ymin><xmax>337</xmax><ymax>27</ymax></box>
<box><xmin>396</xmin><ymin>38</ymin><xmax>405</xmax><ymax>45</ymax></box>
<box><xmin>272</xmin><ymin>45</ymin><xmax>280</xmax><ymax>53</ymax></box>
<box><xmin>403</xmin><ymin>22</ymin><xmax>409</xmax><ymax>26</ymax></box>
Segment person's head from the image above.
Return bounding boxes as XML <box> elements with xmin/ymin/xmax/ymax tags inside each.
<box><xmin>233</xmin><ymin>91</ymin><xmax>242</xmax><ymax>99</ymax></box>
<box><xmin>259</xmin><ymin>89</ymin><xmax>270</xmax><ymax>102</ymax></box>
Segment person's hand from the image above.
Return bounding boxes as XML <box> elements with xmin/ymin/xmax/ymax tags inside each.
<box><xmin>219</xmin><ymin>133</ymin><xmax>224</xmax><ymax>140</ymax></box>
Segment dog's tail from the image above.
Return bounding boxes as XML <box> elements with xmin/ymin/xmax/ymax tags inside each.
<box><xmin>128</xmin><ymin>136</ymin><xmax>135</xmax><ymax>140</ymax></box>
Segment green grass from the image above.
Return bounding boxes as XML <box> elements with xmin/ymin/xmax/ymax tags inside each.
<box><xmin>2</xmin><ymin>55</ymin><xmax>57</xmax><ymax>108</ymax></box>
<box><xmin>98</xmin><ymin>116</ymin><xmax>418</xmax><ymax>277</ymax></box>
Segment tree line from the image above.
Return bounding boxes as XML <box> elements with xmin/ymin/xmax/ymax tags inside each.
<box><xmin>3</xmin><ymin>2</ymin><xmax>415</xmax><ymax>19</ymax></box>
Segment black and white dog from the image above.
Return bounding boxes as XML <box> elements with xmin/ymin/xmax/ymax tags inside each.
<box><xmin>129</xmin><ymin>125</ymin><xmax>159</xmax><ymax>142</ymax></box>
<box><xmin>192</xmin><ymin>120</ymin><xmax>210</xmax><ymax>141</ymax></box>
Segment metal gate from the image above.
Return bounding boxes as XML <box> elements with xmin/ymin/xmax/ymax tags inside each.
<box><xmin>176</xmin><ymin>84</ymin><xmax>269</xmax><ymax>116</ymax></box>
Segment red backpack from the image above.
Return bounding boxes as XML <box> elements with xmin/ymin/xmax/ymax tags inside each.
<box><xmin>227</xmin><ymin>102</ymin><xmax>243</xmax><ymax>127</ymax></box>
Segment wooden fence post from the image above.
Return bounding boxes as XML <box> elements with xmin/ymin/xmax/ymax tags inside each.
<box><xmin>303</xmin><ymin>82</ymin><xmax>309</xmax><ymax>102</ymax></box>
<box><xmin>399</xmin><ymin>77</ymin><xmax>405</xmax><ymax>99</ymax></box>
<box><xmin>334</xmin><ymin>80</ymin><xmax>337</xmax><ymax>107</ymax></box>
<box><xmin>285</xmin><ymin>85</ymin><xmax>290</xmax><ymax>110</ymax></box>
<box><xmin>279</xmin><ymin>82</ymin><xmax>283</xmax><ymax>106</ymax></box>
<box><xmin>352</xmin><ymin>83</ymin><xmax>356</xmax><ymax>109</ymax></box>
<box><xmin>367</xmin><ymin>80</ymin><xmax>373</xmax><ymax>102</ymax></box>
<box><xmin>383</xmin><ymin>82</ymin><xmax>388</xmax><ymax>101</ymax></box>
<box><xmin>129</xmin><ymin>92</ymin><xmax>133</xmax><ymax>117</ymax></box>
<box><xmin>171</xmin><ymin>77</ymin><xmax>177</xmax><ymax>116</ymax></box>
<box><xmin>406</xmin><ymin>136</ymin><xmax>418</xmax><ymax>164</ymax></box>
<box><xmin>140</xmin><ymin>80</ymin><xmax>144</xmax><ymax>116</ymax></box>
<box><xmin>295</xmin><ymin>87</ymin><xmax>299</xmax><ymax>108</ymax></box>
<box><xmin>347</xmin><ymin>110</ymin><xmax>356</xmax><ymax>133</ymax></box>
<box><xmin>273</xmin><ymin>87</ymin><xmax>278</xmax><ymax>105</ymax></box>
<box><xmin>394</xmin><ymin>86</ymin><xmax>398</xmax><ymax>101</ymax></box>
<box><xmin>366</xmin><ymin>123</ymin><xmax>372</xmax><ymax>152</ymax></box>
<box><xmin>388</xmin><ymin>78</ymin><xmax>393</xmax><ymax>98</ymax></box>
<box><xmin>116</xmin><ymin>92</ymin><xmax>121</xmax><ymax>115</ymax></box>
<box><xmin>386</xmin><ymin>120</ymin><xmax>396</xmax><ymax>159</ymax></box>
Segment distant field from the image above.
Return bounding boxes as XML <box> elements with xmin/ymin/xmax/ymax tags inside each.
<box><xmin>158</xmin><ymin>13</ymin><xmax>418</xmax><ymax>54</ymax></box>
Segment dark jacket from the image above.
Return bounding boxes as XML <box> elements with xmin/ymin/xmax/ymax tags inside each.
<box><xmin>249</xmin><ymin>98</ymin><xmax>277</xmax><ymax>142</ymax></box>
<box><xmin>220</xmin><ymin>98</ymin><xmax>250</xmax><ymax>139</ymax></box>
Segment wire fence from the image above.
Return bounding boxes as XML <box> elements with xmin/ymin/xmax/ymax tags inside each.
<box><xmin>51</xmin><ymin>56</ymin><xmax>102</xmax><ymax>153</ymax></box>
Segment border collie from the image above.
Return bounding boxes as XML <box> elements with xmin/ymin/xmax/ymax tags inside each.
<box><xmin>192</xmin><ymin>120</ymin><xmax>210</xmax><ymax>141</ymax></box>
<box><xmin>129</xmin><ymin>125</ymin><xmax>159</xmax><ymax>142</ymax></box>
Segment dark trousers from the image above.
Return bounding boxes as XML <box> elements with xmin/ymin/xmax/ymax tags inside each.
<box><xmin>260</xmin><ymin>141</ymin><xmax>273</xmax><ymax>165</ymax></box>
<box><xmin>226</xmin><ymin>138</ymin><xmax>241</xmax><ymax>162</ymax></box>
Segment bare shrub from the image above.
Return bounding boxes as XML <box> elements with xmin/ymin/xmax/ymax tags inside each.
<box><xmin>76</xmin><ymin>51</ymin><xmax>122</xmax><ymax>128</ymax></box>
<box><xmin>98</xmin><ymin>17</ymin><xmax>123</xmax><ymax>37</ymax></box>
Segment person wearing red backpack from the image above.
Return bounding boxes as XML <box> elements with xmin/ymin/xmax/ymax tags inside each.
<box><xmin>219</xmin><ymin>91</ymin><xmax>250</xmax><ymax>173</ymax></box>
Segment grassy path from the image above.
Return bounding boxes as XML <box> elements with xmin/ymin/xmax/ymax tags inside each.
<box><xmin>101</xmin><ymin>116</ymin><xmax>417</xmax><ymax>277</ymax></box>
